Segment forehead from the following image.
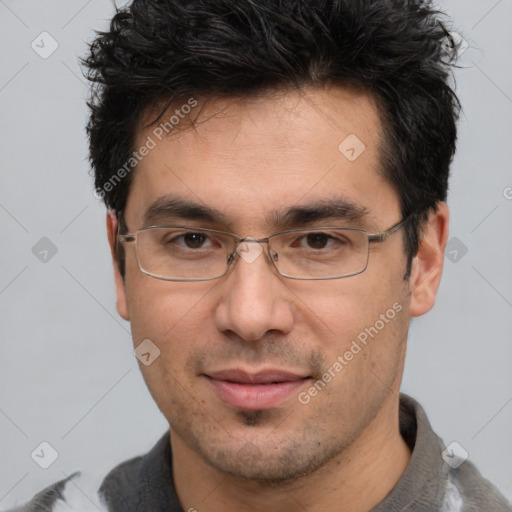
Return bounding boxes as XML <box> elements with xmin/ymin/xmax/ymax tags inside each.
<box><xmin>125</xmin><ymin>86</ymin><xmax>398</xmax><ymax>231</ymax></box>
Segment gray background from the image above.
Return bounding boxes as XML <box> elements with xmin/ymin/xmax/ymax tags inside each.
<box><xmin>0</xmin><ymin>0</ymin><xmax>511</xmax><ymax>508</ymax></box>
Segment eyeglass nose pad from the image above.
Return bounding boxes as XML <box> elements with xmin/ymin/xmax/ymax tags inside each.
<box><xmin>225</xmin><ymin>246</ymin><xmax>276</xmax><ymax>267</ymax></box>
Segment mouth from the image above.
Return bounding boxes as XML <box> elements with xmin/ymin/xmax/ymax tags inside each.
<box><xmin>204</xmin><ymin>369</ymin><xmax>311</xmax><ymax>411</ymax></box>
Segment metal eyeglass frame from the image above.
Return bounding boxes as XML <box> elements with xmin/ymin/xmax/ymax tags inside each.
<box><xmin>117</xmin><ymin>214</ymin><xmax>412</xmax><ymax>281</ymax></box>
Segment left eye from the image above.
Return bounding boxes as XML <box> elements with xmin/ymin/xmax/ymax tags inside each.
<box><xmin>304</xmin><ymin>233</ymin><xmax>333</xmax><ymax>249</ymax></box>
<box><xmin>293</xmin><ymin>233</ymin><xmax>340</xmax><ymax>250</ymax></box>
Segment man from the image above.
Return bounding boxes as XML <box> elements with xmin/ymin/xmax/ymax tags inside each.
<box><xmin>9</xmin><ymin>0</ymin><xmax>511</xmax><ymax>511</ymax></box>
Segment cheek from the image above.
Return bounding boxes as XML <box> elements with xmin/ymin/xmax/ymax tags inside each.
<box><xmin>292</xmin><ymin>274</ymin><xmax>409</xmax><ymax>387</ymax></box>
<box><xmin>125</xmin><ymin>280</ymin><xmax>218</xmax><ymax>412</ymax></box>
<box><xmin>290</xmin><ymin>273</ymin><xmax>399</xmax><ymax>338</ymax></box>
<box><xmin>295</xmin><ymin>292</ymin><xmax>408</xmax><ymax>432</ymax></box>
<box><xmin>126</xmin><ymin>276</ymin><xmax>216</xmax><ymax>359</ymax></box>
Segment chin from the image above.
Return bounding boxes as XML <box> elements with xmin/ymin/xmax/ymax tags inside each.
<box><xmin>190</xmin><ymin>427</ymin><xmax>345</xmax><ymax>485</ymax></box>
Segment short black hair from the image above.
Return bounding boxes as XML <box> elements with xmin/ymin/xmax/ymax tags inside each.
<box><xmin>83</xmin><ymin>0</ymin><xmax>461</xmax><ymax>277</ymax></box>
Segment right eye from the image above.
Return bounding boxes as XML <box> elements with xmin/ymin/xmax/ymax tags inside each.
<box><xmin>168</xmin><ymin>232</ymin><xmax>212</xmax><ymax>249</ymax></box>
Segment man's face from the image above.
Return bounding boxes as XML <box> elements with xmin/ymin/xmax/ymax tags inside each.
<box><xmin>118</xmin><ymin>86</ymin><xmax>413</xmax><ymax>482</ymax></box>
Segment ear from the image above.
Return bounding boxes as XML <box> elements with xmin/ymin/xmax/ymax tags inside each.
<box><xmin>408</xmin><ymin>202</ymin><xmax>449</xmax><ymax>317</ymax></box>
<box><xmin>106</xmin><ymin>211</ymin><xmax>130</xmax><ymax>321</ymax></box>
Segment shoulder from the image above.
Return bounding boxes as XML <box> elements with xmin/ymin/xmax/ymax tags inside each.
<box><xmin>3</xmin><ymin>473</ymin><xmax>75</xmax><ymax>512</ymax></box>
<box><xmin>3</xmin><ymin>455</ymin><xmax>143</xmax><ymax>512</ymax></box>
<box><xmin>444</xmin><ymin>462</ymin><xmax>512</xmax><ymax>512</ymax></box>
<box><xmin>397</xmin><ymin>394</ymin><xmax>512</xmax><ymax>512</ymax></box>
<box><xmin>2</xmin><ymin>472</ymin><xmax>100</xmax><ymax>512</ymax></box>
<box><xmin>4</xmin><ymin>434</ymin><xmax>171</xmax><ymax>512</ymax></box>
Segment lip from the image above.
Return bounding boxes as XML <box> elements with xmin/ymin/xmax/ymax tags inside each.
<box><xmin>205</xmin><ymin>369</ymin><xmax>310</xmax><ymax>410</ymax></box>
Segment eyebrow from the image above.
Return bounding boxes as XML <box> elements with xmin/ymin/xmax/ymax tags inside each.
<box><xmin>268</xmin><ymin>198</ymin><xmax>369</xmax><ymax>230</ymax></box>
<box><xmin>143</xmin><ymin>196</ymin><xmax>228</xmax><ymax>226</ymax></box>
<box><xmin>141</xmin><ymin>195</ymin><xmax>369</xmax><ymax>230</ymax></box>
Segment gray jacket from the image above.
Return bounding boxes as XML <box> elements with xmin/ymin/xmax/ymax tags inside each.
<box><xmin>5</xmin><ymin>394</ymin><xmax>512</xmax><ymax>512</ymax></box>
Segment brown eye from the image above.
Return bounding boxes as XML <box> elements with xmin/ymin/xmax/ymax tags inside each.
<box><xmin>305</xmin><ymin>233</ymin><xmax>331</xmax><ymax>249</ymax></box>
<box><xmin>182</xmin><ymin>233</ymin><xmax>207</xmax><ymax>249</ymax></box>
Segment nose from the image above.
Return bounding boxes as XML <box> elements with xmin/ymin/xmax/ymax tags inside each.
<box><xmin>214</xmin><ymin>241</ymin><xmax>294</xmax><ymax>342</ymax></box>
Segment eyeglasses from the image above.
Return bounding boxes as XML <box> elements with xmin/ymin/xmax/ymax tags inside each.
<box><xmin>117</xmin><ymin>216</ymin><xmax>411</xmax><ymax>281</ymax></box>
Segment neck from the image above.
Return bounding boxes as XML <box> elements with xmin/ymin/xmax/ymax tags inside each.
<box><xmin>172</xmin><ymin>392</ymin><xmax>411</xmax><ymax>512</ymax></box>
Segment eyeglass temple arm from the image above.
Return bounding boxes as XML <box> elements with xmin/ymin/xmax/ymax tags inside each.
<box><xmin>368</xmin><ymin>216</ymin><xmax>411</xmax><ymax>244</ymax></box>
<box><xmin>118</xmin><ymin>234</ymin><xmax>136</xmax><ymax>243</ymax></box>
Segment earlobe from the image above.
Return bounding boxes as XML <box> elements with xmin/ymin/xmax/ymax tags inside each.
<box><xmin>409</xmin><ymin>202</ymin><xmax>450</xmax><ymax>317</ymax></box>
<box><xmin>106</xmin><ymin>211</ymin><xmax>130</xmax><ymax>321</ymax></box>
